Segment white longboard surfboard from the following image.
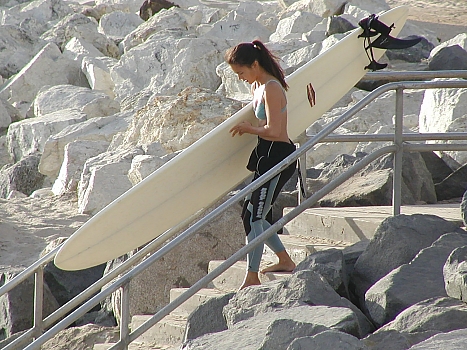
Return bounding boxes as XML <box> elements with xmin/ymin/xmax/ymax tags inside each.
<box><xmin>55</xmin><ymin>6</ymin><xmax>410</xmax><ymax>270</ymax></box>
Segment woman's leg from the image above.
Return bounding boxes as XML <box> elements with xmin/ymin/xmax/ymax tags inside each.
<box><xmin>240</xmin><ymin>165</ymin><xmax>296</xmax><ymax>288</ymax></box>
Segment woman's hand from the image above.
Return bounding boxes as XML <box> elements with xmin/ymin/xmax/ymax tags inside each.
<box><xmin>229</xmin><ymin>121</ymin><xmax>252</xmax><ymax>137</ymax></box>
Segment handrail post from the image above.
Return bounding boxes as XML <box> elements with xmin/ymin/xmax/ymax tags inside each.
<box><xmin>33</xmin><ymin>266</ymin><xmax>44</xmax><ymax>340</ymax></box>
<box><xmin>119</xmin><ymin>282</ymin><xmax>131</xmax><ymax>350</ymax></box>
<box><xmin>393</xmin><ymin>87</ymin><xmax>404</xmax><ymax>215</ymax></box>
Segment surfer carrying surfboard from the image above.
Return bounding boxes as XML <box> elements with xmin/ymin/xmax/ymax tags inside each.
<box><xmin>226</xmin><ymin>40</ymin><xmax>297</xmax><ymax>290</ymax></box>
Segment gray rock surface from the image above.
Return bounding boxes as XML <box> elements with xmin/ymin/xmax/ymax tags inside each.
<box><xmin>351</xmin><ymin>214</ymin><xmax>463</xmax><ymax>308</ymax></box>
<box><xmin>365</xmin><ymin>233</ymin><xmax>467</xmax><ymax>326</ymax></box>
<box><xmin>183</xmin><ymin>305</ymin><xmax>361</xmax><ymax>350</ymax></box>
<box><xmin>444</xmin><ymin>245</ymin><xmax>467</xmax><ymax>302</ymax></box>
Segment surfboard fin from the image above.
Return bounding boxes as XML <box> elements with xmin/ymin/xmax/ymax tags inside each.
<box><xmin>358</xmin><ymin>13</ymin><xmax>421</xmax><ymax>71</ymax></box>
<box><xmin>367</xmin><ymin>35</ymin><xmax>422</xmax><ymax>50</ymax></box>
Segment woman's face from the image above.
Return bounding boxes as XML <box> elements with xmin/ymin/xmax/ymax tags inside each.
<box><xmin>230</xmin><ymin>62</ymin><xmax>257</xmax><ymax>84</ymax></box>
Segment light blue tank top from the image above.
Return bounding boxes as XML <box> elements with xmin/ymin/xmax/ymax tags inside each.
<box><xmin>253</xmin><ymin>80</ymin><xmax>287</xmax><ymax>120</ymax></box>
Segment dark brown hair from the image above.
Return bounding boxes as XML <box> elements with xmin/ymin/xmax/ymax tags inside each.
<box><xmin>225</xmin><ymin>40</ymin><xmax>288</xmax><ymax>90</ymax></box>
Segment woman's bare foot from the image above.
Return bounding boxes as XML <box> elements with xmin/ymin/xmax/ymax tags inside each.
<box><xmin>239</xmin><ymin>271</ymin><xmax>261</xmax><ymax>290</ymax></box>
<box><xmin>261</xmin><ymin>250</ymin><xmax>296</xmax><ymax>273</ymax></box>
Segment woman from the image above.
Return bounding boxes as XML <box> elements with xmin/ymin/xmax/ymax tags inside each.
<box><xmin>226</xmin><ymin>40</ymin><xmax>297</xmax><ymax>290</ymax></box>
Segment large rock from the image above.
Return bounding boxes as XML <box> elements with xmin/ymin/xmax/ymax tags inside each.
<box><xmin>316</xmin><ymin>151</ymin><xmax>436</xmax><ymax>207</ymax></box>
<box><xmin>0</xmin><ymin>153</ymin><xmax>46</xmax><ymax>198</ymax></box>
<box><xmin>419</xmin><ymin>84</ymin><xmax>467</xmax><ymax>165</ymax></box>
<box><xmin>1</xmin><ymin>0</ymin><xmax>74</xmax><ymax>30</ymax></box>
<box><xmin>434</xmin><ymin>163</ymin><xmax>467</xmax><ymax>201</ymax></box>
<box><xmin>408</xmin><ymin>328</ymin><xmax>467</xmax><ymax>349</ymax></box>
<box><xmin>77</xmin><ymin>146</ymin><xmax>143</xmax><ymax>214</ymax></box>
<box><xmin>444</xmin><ymin>245</ymin><xmax>467</xmax><ymax>303</ymax></box>
<box><xmin>41</xmin><ymin>324</ymin><xmax>119</xmax><ymax>350</ymax></box>
<box><xmin>116</xmin><ymin>87</ymin><xmax>242</xmax><ymax>152</ymax></box>
<box><xmin>98</xmin><ymin>11</ymin><xmax>144</xmax><ymax>42</ymax></box>
<box><xmin>429</xmin><ymin>33</ymin><xmax>467</xmax><ymax>59</ymax></box>
<box><xmin>288</xmin><ymin>330</ymin><xmax>368</xmax><ymax>350</ymax></box>
<box><xmin>350</xmin><ymin>214</ymin><xmax>463</xmax><ymax>309</ymax></box>
<box><xmin>184</xmin><ymin>291</ymin><xmax>235</xmax><ymax>341</ymax></box>
<box><xmin>0</xmin><ymin>267</ymin><xmax>59</xmax><ymax>338</ymax></box>
<box><xmin>428</xmin><ymin>45</ymin><xmax>467</xmax><ymax>71</ymax></box>
<box><xmin>182</xmin><ymin>305</ymin><xmax>362</xmax><ymax>350</ymax></box>
<box><xmin>0</xmin><ymin>25</ymin><xmax>44</xmax><ymax>79</ymax></box>
<box><xmin>6</xmin><ymin>109</ymin><xmax>87</xmax><ymax>163</ymax></box>
<box><xmin>119</xmin><ymin>6</ymin><xmax>196</xmax><ymax>52</ymax></box>
<box><xmin>81</xmin><ymin>56</ymin><xmax>118</xmax><ymax>98</ymax></box>
<box><xmin>363</xmin><ymin>297</ymin><xmax>467</xmax><ymax>349</ymax></box>
<box><xmin>39</xmin><ymin>112</ymin><xmax>131</xmax><ymax>179</ymax></box>
<box><xmin>0</xmin><ymin>97</ymin><xmax>21</xmax><ymax>132</ymax></box>
<box><xmin>51</xmin><ymin>140</ymin><xmax>110</xmax><ymax>196</ymax></box>
<box><xmin>420</xmin><ymin>151</ymin><xmax>453</xmax><ymax>185</ymax></box>
<box><xmin>33</xmin><ymin>84</ymin><xmax>120</xmax><ymax>119</ymax></box>
<box><xmin>0</xmin><ymin>42</ymin><xmax>84</xmax><ymax>108</ymax></box>
<box><xmin>270</xmin><ymin>11</ymin><xmax>322</xmax><ymax>41</ymax></box>
<box><xmin>203</xmin><ymin>10</ymin><xmax>271</xmax><ymax>43</ymax></box>
<box><xmin>365</xmin><ymin>232</ymin><xmax>467</xmax><ymax>327</ymax></box>
<box><xmin>462</xmin><ymin>190</ymin><xmax>467</xmax><ymax>226</ymax></box>
<box><xmin>40</xmin><ymin>13</ymin><xmax>120</xmax><ymax>58</ymax></box>
<box><xmin>111</xmin><ymin>35</ymin><xmax>230</xmax><ymax>100</ymax></box>
<box><xmin>294</xmin><ymin>248</ymin><xmax>349</xmax><ymax>298</ymax></box>
<box><xmin>224</xmin><ymin>270</ymin><xmax>374</xmax><ymax>337</ymax></box>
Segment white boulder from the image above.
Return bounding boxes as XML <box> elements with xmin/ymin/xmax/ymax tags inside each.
<box><xmin>202</xmin><ymin>11</ymin><xmax>271</xmax><ymax>44</ymax></box>
<box><xmin>128</xmin><ymin>154</ymin><xmax>166</xmax><ymax>186</ymax></box>
<box><xmin>0</xmin><ymin>25</ymin><xmax>44</xmax><ymax>79</ymax></box>
<box><xmin>0</xmin><ymin>42</ymin><xmax>83</xmax><ymax>107</ymax></box>
<box><xmin>81</xmin><ymin>56</ymin><xmax>117</xmax><ymax>98</ymax></box>
<box><xmin>116</xmin><ymin>87</ymin><xmax>243</xmax><ymax>152</ymax></box>
<box><xmin>1</xmin><ymin>0</ymin><xmax>74</xmax><ymax>30</ymax></box>
<box><xmin>39</xmin><ymin>112</ymin><xmax>132</xmax><ymax>178</ymax></box>
<box><xmin>40</xmin><ymin>13</ymin><xmax>120</xmax><ymax>58</ymax></box>
<box><xmin>77</xmin><ymin>146</ymin><xmax>144</xmax><ymax>214</ymax></box>
<box><xmin>33</xmin><ymin>84</ymin><xmax>120</xmax><ymax>119</ymax></box>
<box><xmin>6</xmin><ymin>109</ymin><xmax>88</xmax><ymax>163</ymax></box>
<box><xmin>283</xmin><ymin>0</ymin><xmax>347</xmax><ymax>18</ymax></box>
<box><xmin>52</xmin><ymin>140</ymin><xmax>110</xmax><ymax>195</ymax></box>
<box><xmin>270</xmin><ymin>11</ymin><xmax>322</xmax><ymax>42</ymax></box>
<box><xmin>216</xmin><ymin>61</ymin><xmax>251</xmax><ymax>102</ymax></box>
<box><xmin>63</xmin><ymin>37</ymin><xmax>107</xmax><ymax>63</ymax></box>
<box><xmin>94</xmin><ymin>0</ymin><xmax>143</xmax><ymax>14</ymax></box>
<box><xmin>111</xmin><ymin>36</ymin><xmax>229</xmax><ymax>100</ymax></box>
<box><xmin>119</xmin><ymin>6</ymin><xmax>197</xmax><ymax>53</ymax></box>
<box><xmin>98</xmin><ymin>11</ymin><xmax>144</xmax><ymax>42</ymax></box>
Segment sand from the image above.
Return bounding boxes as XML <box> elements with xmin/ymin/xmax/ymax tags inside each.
<box><xmin>0</xmin><ymin>0</ymin><xmax>466</xmax><ymax>268</ymax></box>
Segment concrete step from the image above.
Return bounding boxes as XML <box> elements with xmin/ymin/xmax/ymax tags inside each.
<box><xmin>208</xmin><ymin>260</ymin><xmax>294</xmax><ymax>292</ymax></box>
<box><xmin>263</xmin><ymin>233</ymin><xmax>350</xmax><ymax>264</ymax></box>
<box><xmin>130</xmin><ymin>313</ymin><xmax>186</xmax><ymax>346</ymax></box>
<box><xmin>208</xmin><ymin>232</ymin><xmax>352</xmax><ymax>292</ymax></box>
<box><xmin>284</xmin><ymin>203</ymin><xmax>463</xmax><ymax>244</ymax></box>
<box><xmin>94</xmin><ymin>342</ymin><xmax>176</xmax><ymax>350</ymax></box>
<box><xmin>169</xmin><ymin>287</ymin><xmax>229</xmax><ymax>317</ymax></box>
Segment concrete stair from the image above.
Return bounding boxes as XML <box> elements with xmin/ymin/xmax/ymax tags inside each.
<box><xmin>95</xmin><ymin>203</ymin><xmax>463</xmax><ymax>349</ymax></box>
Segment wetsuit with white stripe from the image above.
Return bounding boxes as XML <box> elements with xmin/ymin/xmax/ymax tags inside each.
<box><xmin>242</xmin><ymin>80</ymin><xmax>297</xmax><ymax>273</ymax></box>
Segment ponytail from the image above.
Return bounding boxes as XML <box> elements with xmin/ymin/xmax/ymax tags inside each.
<box><xmin>225</xmin><ymin>40</ymin><xmax>288</xmax><ymax>90</ymax></box>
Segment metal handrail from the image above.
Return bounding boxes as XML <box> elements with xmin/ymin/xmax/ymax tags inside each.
<box><xmin>3</xmin><ymin>72</ymin><xmax>467</xmax><ymax>349</ymax></box>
